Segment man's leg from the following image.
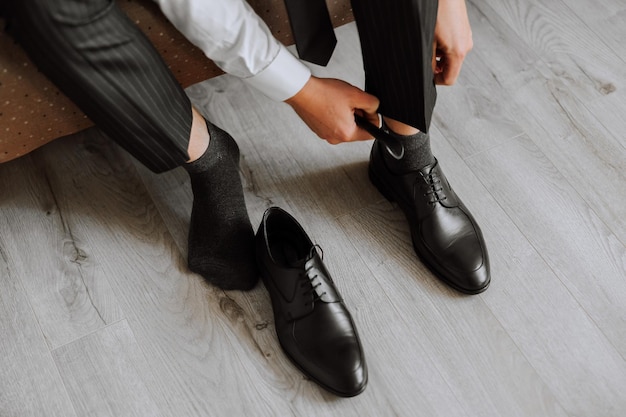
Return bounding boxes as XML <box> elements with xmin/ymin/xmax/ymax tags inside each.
<box><xmin>6</xmin><ymin>0</ymin><xmax>257</xmax><ymax>290</ymax></box>
<box><xmin>351</xmin><ymin>0</ymin><xmax>438</xmax><ymax>134</ymax></box>
<box><xmin>351</xmin><ymin>0</ymin><xmax>490</xmax><ymax>294</ymax></box>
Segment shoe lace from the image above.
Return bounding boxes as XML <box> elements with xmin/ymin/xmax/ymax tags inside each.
<box><xmin>299</xmin><ymin>245</ymin><xmax>327</xmax><ymax>307</ymax></box>
<box><xmin>421</xmin><ymin>171</ymin><xmax>447</xmax><ymax>205</ymax></box>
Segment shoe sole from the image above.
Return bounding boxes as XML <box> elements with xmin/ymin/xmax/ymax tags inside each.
<box><xmin>368</xmin><ymin>164</ymin><xmax>490</xmax><ymax>295</ymax></box>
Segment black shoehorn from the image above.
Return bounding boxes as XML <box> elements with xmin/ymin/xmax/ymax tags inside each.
<box><xmin>354</xmin><ymin>114</ymin><xmax>404</xmax><ymax>159</ymax></box>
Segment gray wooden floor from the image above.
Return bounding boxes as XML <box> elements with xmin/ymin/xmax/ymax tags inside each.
<box><xmin>1</xmin><ymin>1</ymin><xmax>625</xmax><ymax>416</ymax></box>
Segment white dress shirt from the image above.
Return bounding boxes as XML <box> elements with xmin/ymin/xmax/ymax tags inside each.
<box><xmin>156</xmin><ymin>0</ymin><xmax>311</xmax><ymax>101</ymax></box>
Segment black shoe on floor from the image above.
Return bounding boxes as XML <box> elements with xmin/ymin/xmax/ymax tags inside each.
<box><xmin>369</xmin><ymin>139</ymin><xmax>490</xmax><ymax>294</ymax></box>
<box><xmin>255</xmin><ymin>207</ymin><xmax>367</xmax><ymax>397</ymax></box>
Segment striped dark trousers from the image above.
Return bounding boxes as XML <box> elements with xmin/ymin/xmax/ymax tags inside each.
<box><xmin>5</xmin><ymin>0</ymin><xmax>192</xmax><ymax>173</ymax></box>
<box><xmin>351</xmin><ymin>0</ymin><xmax>439</xmax><ymax>133</ymax></box>
<box><xmin>5</xmin><ymin>0</ymin><xmax>438</xmax><ymax>173</ymax></box>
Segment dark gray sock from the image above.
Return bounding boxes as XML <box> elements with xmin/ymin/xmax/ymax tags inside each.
<box><xmin>183</xmin><ymin>121</ymin><xmax>258</xmax><ymax>291</ymax></box>
<box><xmin>382</xmin><ymin>122</ymin><xmax>435</xmax><ymax>174</ymax></box>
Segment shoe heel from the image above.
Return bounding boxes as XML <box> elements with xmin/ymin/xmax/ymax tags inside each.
<box><xmin>368</xmin><ymin>165</ymin><xmax>396</xmax><ymax>203</ymax></box>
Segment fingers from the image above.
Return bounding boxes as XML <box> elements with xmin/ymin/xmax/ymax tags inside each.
<box><xmin>332</xmin><ymin>88</ymin><xmax>379</xmax><ymax>143</ymax></box>
<box><xmin>433</xmin><ymin>0</ymin><xmax>473</xmax><ymax>85</ymax></box>
<box><xmin>287</xmin><ymin>76</ymin><xmax>382</xmax><ymax>144</ymax></box>
<box><xmin>326</xmin><ymin>114</ymin><xmax>373</xmax><ymax>144</ymax></box>
<box><xmin>434</xmin><ymin>52</ymin><xmax>464</xmax><ymax>85</ymax></box>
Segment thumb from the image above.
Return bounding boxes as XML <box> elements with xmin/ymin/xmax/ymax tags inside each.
<box><xmin>435</xmin><ymin>52</ymin><xmax>463</xmax><ymax>85</ymax></box>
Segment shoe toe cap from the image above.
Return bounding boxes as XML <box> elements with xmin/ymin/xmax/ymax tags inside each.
<box><xmin>439</xmin><ymin>239</ymin><xmax>490</xmax><ymax>294</ymax></box>
<box><xmin>302</xmin><ymin>335</ymin><xmax>368</xmax><ymax>397</ymax></box>
<box><xmin>420</xmin><ymin>211</ymin><xmax>491</xmax><ymax>294</ymax></box>
<box><xmin>283</xmin><ymin>304</ymin><xmax>368</xmax><ymax>396</ymax></box>
<box><xmin>327</xmin><ymin>362</ymin><xmax>368</xmax><ymax>397</ymax></box>
<box><xmin>315</xmin><ymin>336</ymin><xmax>368</xmax><ymax>396</ymax></box>
<box><xmin>454</xmin><ymin>262</ymin><xmax>490</xmax><ymax>294</ymax></box>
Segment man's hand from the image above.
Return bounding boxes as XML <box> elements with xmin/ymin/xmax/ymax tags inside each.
<box><xmin>433</xmin><ymin>0</ymin><xmax>473</xmax><ymax>85</ymax></box>
<box><xmin>285</xmin><ymin>76</ymin><xmax>380</xmax><ymax>145</ymax></box>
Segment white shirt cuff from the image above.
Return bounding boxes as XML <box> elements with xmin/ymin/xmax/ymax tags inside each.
<box><xmin>242</xmin><ymin>45</ymin><xmax>311</xmax><ymax>102</ymax></box>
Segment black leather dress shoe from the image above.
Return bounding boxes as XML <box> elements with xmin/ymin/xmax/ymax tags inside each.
<box><xmin>369</xmin><ymin>140</ymin><xmax>490</xmax><ymax>294</ymax></box>
<box><xmin>255</xmin><ymin>207</ymin><xmax>367</xmax><ymax>397</ymax></box>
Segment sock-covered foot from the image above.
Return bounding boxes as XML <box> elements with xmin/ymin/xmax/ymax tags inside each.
<box><xmin>183</xmin><ymin>121</ymin><xmax>258</xmax><ymax>290</ymax></box>
<box><xmin>382</xmin><ymin>121</ymin><xmax>435</xmax><ymax>174</ymax></box>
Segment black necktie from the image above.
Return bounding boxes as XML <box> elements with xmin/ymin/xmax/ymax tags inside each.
<box><xmin>283</xmin><ymin>0</ymin><xmax>337</xmax><ymax>66</ymax></box>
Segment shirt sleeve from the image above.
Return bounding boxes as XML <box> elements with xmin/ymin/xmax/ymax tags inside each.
<box><xmin>155</xmin><ymin>0</ymin><xmax>311</xmax><ymax>101</ymax></box>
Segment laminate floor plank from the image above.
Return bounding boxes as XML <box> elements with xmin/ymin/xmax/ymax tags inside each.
<box><xmin>563</xmin><ymin>2</ymin><xmax>626</xmax><ymax>65</ymax></box>
<box><xmin>52</xmin><ymin>320</ymin><xmax>164</xmax><ymax>417</ymax></box>
<box><xmin>0</xmin><ymin>160</ymin><xmax>77</xmax><ymax>417</ymax></box>
<box><xmin>476</xmin><ymin>0</ymin><xmax>626</xmax><ymax>102</ymax></box>
<box><xmin>0</xmin><ymin>153</ymin><xmax>123</xmax><ymax>350</ymax></box>
<box><xmin>445</xmin><ymin>1</ymin><xmax>626</xmax><ymax>241</ymax></box>
<box><xmin>459</xmin><ymin>132</ymin><xmax>625</xmax><ymax>415</ymax></box>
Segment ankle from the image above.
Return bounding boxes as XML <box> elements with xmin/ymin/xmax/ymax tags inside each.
<box><xmin>382</xmin><ymin>117</ymin><xmax>420</xmax><ymax>136</ymax></box>
<box><xmin>184</xmin><ymin>121</ymin><xmax>239</xmax><ymax>176</ymax></box>
<box><xmin>380</xmin><ymin>120</ymin><xmax>435</xmax><ymax>172</ymax></box>
<box><xmin>186</xmin><ymin>107</ymin><xmax>211</xmax><ymax>162</ymax></box>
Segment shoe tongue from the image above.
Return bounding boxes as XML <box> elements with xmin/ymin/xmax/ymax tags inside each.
<box><xmin>289</xmin><ymin>245</ymin><xmax>322</xmax><ymax>268</ymax></box>
<box><xmin>288</xmin><ymin>256</ymin><xmax>307</xmax><ymax>268</ymax></box>
<box><xmin>419</xmin><ymin>160</ymin><xmax>438</xmax><ymax>175</ymax></box>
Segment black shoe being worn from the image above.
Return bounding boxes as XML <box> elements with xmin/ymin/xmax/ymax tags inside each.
<box><xmin>369</xmin><ymin>139</ymin><xmax>490</xmax><ymax>294</ymax></box>
<box><xmin>255</xmin><ymin>207</ymin><xmax>367</xmax><ymax>397</ymax></box>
